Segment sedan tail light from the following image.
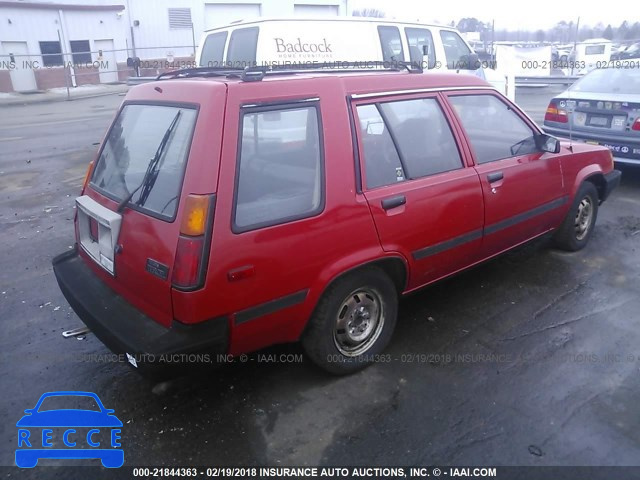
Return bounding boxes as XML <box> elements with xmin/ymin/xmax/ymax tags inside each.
<box><xmin>632</xmin><ymin>118</ymin><xmax>640</xmax><ymax>131</ymax></box>
<box><xmin>545</xmin><ymin>102</ymin><xmax>569</xmax><ymax>123</ymax></box>
<box><xmin>172</xmin><ymin>194</ymin><xmax>215</xmax><ymax>290</ymax></box>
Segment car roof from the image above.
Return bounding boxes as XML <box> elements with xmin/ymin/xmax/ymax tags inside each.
<box><xmin>157</xmin><ymin>71</ymin><xmax>493</xmax><ymax>96</ymax></box>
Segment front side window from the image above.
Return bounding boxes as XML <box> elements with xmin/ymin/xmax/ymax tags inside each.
<box><xmin>234</xmin><ymin>105</ymin><xmax>323</xmax><ymax>231</ymax></box>
<box><xmin>449</xmin><ymin>94</ymin><xmax>537</xmax><ymax>163</ymax></box>
<box><xmin>439</xmin><ymin>30</ymin><xmax>473</xmax><ymax>69</ymax></box>
<box><xmin>227</xmin><ymin>27</ymin><xmax>258</xmax><ymax>67</ymax></box>
<box><xmin>378</xmin><ymin>26</ymin><xmax>404</xmax><ymax>63</ymax></box>
<box><xmin>91</xmin><ymin>104</ymin><xmax>197</xmax><ymax>219</ymax></box>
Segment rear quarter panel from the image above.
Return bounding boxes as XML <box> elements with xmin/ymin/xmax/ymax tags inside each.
<box><xmin>170</xmin><ymin>77</ymin><xmax>389</xmax><ymax>355</ymax></box>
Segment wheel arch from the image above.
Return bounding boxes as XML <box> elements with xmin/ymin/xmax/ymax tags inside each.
<box><xmin>298</xmin><ymin>254</ymin><xmax>409</xmax><ymax>340</ymax></box>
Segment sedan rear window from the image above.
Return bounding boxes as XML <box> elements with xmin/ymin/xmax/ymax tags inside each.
<box><xmin>570</xmin><ymin>68</ymin><xmax>640</xmax><ymax>95</ymax></box>
<box><xmin>91</xmin><ymin>104</ymin><xmax>197</xmax><ymax>219</ymax></box>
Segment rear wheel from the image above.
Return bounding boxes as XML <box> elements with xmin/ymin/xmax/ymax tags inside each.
<box><xmin>554</xmin><ymin>182</ymin><xmax>599</xmax><ymax>251</ymax></box>
<box><xmin>302</xmin><ymin>267</ymin><xmax>398</xmax><ymax>375</ymax></box>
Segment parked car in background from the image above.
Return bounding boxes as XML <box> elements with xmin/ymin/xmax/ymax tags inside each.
<box><xmin>544</xmin><ymin>65</ymin><xmax>640</xmax><ymax>166</ymax></box>
<box><xmin>611</xmin><ymin>42</ymin><xmax>640</xmax><ymax>61</ymax></box>
<box><xmin>53</xmin><ymin>67</ymin><xmax>619</xmax><ymax>376</ymax></box>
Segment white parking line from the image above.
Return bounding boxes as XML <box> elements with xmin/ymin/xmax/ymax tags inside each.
<box><xmin>0</xmin><ymin>136</ymin><xmax>24</xmax><ymax>142</ymax></box>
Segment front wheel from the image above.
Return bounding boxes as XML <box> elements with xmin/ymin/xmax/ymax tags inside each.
<box><xmin>302</xmin><ymin>267</ymin><xmax>398</xmax><ymax>375</ymax></box>
<box><xmin>554</xmin><ymin>182</ymin><xmax>599</xmax><ymax>251</ymax></box>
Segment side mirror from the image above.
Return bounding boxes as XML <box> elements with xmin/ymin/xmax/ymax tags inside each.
<box><xmin>536</xmin><ymin>133</ymin><xmax>561</xmax><ymax>154</ymax></box>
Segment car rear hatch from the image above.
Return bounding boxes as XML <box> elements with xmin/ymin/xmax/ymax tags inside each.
<box><xmin>76</xmin><ymin>81</ymin><xmax>225</xmax><ymax>327</ymax></box>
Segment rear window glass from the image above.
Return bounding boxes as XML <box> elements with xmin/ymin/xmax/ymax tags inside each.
<box><xmin>569</xmin><ymin>68</ymin><xmax>640</xmax><ymax>95</ymax></box>
<box><xmin>200</xmin><ymin>31</ymin><xmax>227</xmax><ymax>66</ymax></box>
<box><xmin>91</xmin><ymin>104</ymin><xmax>197</xmax><ymax>219</ymax></box>
<box><xmin>234</xmin><ymin>105</ymin><xmax>323</xmax><ymax>232</ymax></box>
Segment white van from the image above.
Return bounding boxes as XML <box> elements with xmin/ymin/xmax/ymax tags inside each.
<box><xmin>571</xmin><ymin>38</ymin><xmax>613</xmax><ymax>74</ymax></box>
<box><xmin>195</xmin><ymin>17</ymin><xmax>513</xmax><ymax>99</ymax></box>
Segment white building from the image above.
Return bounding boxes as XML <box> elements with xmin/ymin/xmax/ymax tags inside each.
<box><xmin>0</xmin><ymin>0</ymin><xmax>349</xmax><ymax>92</ymax></box>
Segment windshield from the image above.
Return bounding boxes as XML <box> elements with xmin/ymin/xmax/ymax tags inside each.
<box><xmin>569</xmin><ymin>67</ymin><xmax>640</xmax><ymax>95</ymax></box>
<box><xmin>91</xmin><ymin>104</ymin><xmax>197</xmax><ymax>219</ymax></box>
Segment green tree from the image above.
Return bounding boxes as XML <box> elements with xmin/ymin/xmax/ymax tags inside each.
<box><xmin>603</xmin><ymin>24</ymin><xmax>613</xmax><ymax>40</ymax></box>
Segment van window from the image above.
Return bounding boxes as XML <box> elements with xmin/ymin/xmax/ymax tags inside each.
<box><xmin>585</xmin><ymin>45</ymin><xmax>605</xmax><ymax>55</ymax></box>
<box><xmin>227</xmin><ymin>27</ymin><xmax>259</xmax><ymax>68</ymax></box>
<box><xmin>357</xmin><ymin>104</ymin><xmax>405</xmax><ymax>189</ymax></box>
<box><xmin>378</xmin><ymin>26</ymin><xmax>404</xmax><ymax>63</ymax></box>
<box><xmin>234</xmin><ymin>106</ymin><xmax>323</xmax><ymax>231</ymax></box>
<box><xmin>91</xmin><ymin>104</ymin><xmax>197</xmax><ymax>219</ymax></box>
<box><xmin>440</xmin><ymin>30</ymin><xmax>473</xmax><ymax>69</ymax></box>
<box><xmin>200</xmin><ymin>31</ymin><xmax>227</xmax><ymax>66</ymax></box>
<box><xmin>379</xmin><ymin>98</ymin><xmax>462</xmax><ymax>178</ymax></box>
<box><xmin>405</xmin><ymin>28</ymin><xmax>435</xmax><ymax>69</ymax></box>
<box><xmin>449</xmin><ymin>94</ymin><xmax>537</xmax><ymax>163</ymax></box>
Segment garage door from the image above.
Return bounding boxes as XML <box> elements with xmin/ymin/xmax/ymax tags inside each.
<box><xmin>204</xmin><ymin>3</ymin><xmax>261</xmax><ymax>29</ymax></box>
<box><xmin>293</xmin><ymin>4</ymin><xmax>339</xmax><ymax>16</ymax></box>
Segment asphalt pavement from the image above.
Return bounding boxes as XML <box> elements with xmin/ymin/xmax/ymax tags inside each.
<box><xmin>1</xmin><ymin>86</ymin><xmax>640</xmax><ymax>477</ymax></box>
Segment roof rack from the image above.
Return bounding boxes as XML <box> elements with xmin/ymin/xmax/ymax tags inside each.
<box><xmin>155</xmin><ymin>61</ymin><xmax>423</xmax><ymax>82</ymax></box>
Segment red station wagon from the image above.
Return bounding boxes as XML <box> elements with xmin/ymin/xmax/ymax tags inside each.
<box><xmin>53</xmin><ymin>67</ymin><xmax>621</xmax><ymax>374</ymax></box>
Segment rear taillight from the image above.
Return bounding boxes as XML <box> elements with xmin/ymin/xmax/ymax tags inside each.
<box><xmin>81</xmin><ymin>161</ymin><xmax>94</xmax><ymax>191</ymax></box>
<box><xmin>171</xmin><ymin>194</ymin><xmax>214</xmax><ymax>290</ymax></box>
<box><xmin>544</xmin><ymin>102</ymin><xmax>568</xmax><ymax>123</ymax></box>
<box><xmin>632</xmin><ymin>118</ymin><xmax>640</xmax><ymax>131</ymax></box>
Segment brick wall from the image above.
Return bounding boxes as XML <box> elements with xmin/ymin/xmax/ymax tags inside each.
<box><xmin>1</xmin><ymin>56</ymin><xmax>195</xmax><ymax>92</ymax></box>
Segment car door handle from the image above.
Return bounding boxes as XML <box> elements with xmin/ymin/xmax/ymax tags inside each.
<box><xmin>381</xmin><ymin>195</ymin><xmax>406</xmax><ymax>210</ymax></box>
<box><xmin>487</xmin><ymin>172</ymin><xmax>504</xmax><ymax>183</ymax></box>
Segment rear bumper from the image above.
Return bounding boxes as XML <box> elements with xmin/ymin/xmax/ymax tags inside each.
<box><xmin>52</xmin><ymin>247</ymin><xmax>228</xmax><ymax>362</ymax></box>
<box><xmin>544</xmin><ymin>125</ymin><xmax>640</xmax><ymax>165</ymax></box>
<box><xmin>602</xmin><ymin>170</ymin><xmax>622</xmax><ymax>202</ymax></box>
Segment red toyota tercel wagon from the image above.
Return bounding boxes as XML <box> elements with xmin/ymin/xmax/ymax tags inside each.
<box><xmin>53</xmin><ymin>67</ymin><xmax>621</xmax><ymax>374</ymax></box>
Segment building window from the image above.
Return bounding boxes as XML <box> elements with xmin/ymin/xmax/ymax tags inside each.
<box><xmin>168</xmin><ymin>8</ymin><xmax>192</xmax><ymax>29</ymax></box>
<box><xmin>70</xmin><ymin>40</ymin><xmax>91</xmax><ymax>65</ymax></box>
<box><xmin>39</xmin><ymin>41</ymin><xmax>63</xmax><ymax>67</ymax></box>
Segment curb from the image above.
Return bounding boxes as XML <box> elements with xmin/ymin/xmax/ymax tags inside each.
<box><xmin>0</xmin><ymin>86</ymin><xmax>130</xmax><ymax>107</ymax></box>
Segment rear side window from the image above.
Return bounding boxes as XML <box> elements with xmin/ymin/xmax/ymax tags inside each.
<box><xmin>357</xmin><ymin>104</ymin><xmax>405</xmax><ymax>189</ymax></box>
<box><xmin>449</xmin><ymin>94</ymin><xmax>537</xmax><ymax>163</ymax></box>
<box><xmin>91</xmin><ymin>104</ymin><xmax>197</xmax><ymax>219</ymax></box>
<box><xmin>378</xmin><ymin>26</ymin><xmax>404</xmax><ymax>63</ymax></box>
<box><xmin>357</xmin><ymin>98</ymin><xmax>462</xmax><ymax>189</ymax></box>
<box><xmin>200</xmin><ymin>31</ymin><xmax>227</xmax><ymax>66</ymax></box>
<box><xmin>227</xmin><ymin>27</ymin><xmax>258</xmax><ymax>67</ymax></box>
<box><xmin>439</xmin><ymin>30</ymin><xmax>472</xmax><ymax>69</ymax></box>
<box><xmin>234</xmin><ymin>105</ymin><xmax>324</xmax><ymax>232</ymax></box>
<box><xmin>379</xmin><ymin>99</ymin><xmax>462</xmax><ymax>178</ymax></box>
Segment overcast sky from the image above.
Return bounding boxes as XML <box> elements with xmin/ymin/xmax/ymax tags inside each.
<box><xmin>350</xmin><ymin>0</ymin><xmax>634</xmax><ymax>30</ymax></box>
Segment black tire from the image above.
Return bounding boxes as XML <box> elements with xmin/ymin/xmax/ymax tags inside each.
<box><xmin>554</xmin><ymin>182</ymin><xmax>599</xmax><ymax>251</ymax></box>
<box><xmin>302</xmin><ymin>266</ymin><xmax>398</xmax><ymax>375</ymax></box>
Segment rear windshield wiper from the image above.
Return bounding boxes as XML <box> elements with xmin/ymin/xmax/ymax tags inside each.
<box><xmin>117</xmin><ymin>110</ymin><xmax>182</xmax><ymax>213</ymax></box>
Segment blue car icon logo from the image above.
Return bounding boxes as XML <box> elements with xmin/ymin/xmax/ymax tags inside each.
<box><xmin>16</xmin><ymin>391</ymin><xmax>123</xmax><ymax>468</ymax></box>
